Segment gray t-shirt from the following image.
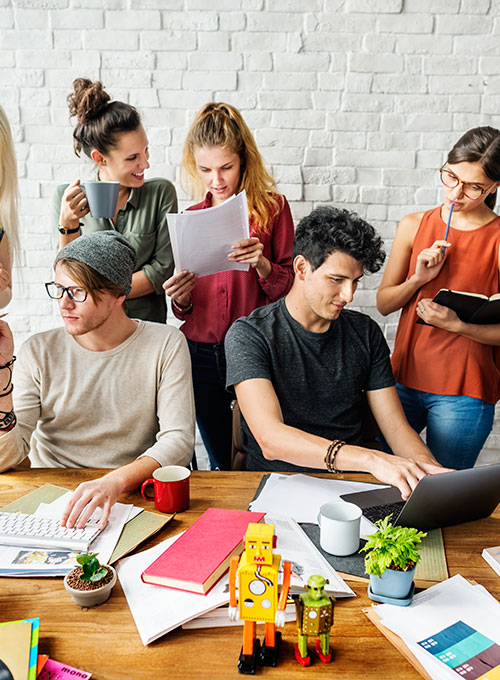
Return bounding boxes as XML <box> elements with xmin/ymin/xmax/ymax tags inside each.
<box><xmin>225</xmin><ymin>298</ymin><xmax>395</xmax><ymax>473</ymax></box>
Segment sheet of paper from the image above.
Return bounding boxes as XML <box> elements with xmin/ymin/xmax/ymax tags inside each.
<box><xmin>375</xmin><ymin>575</ymin><xmax>500</xmax><ymax>680</ymax></box>
<box><xmin>36</xmin><ymin>494</ymin><xmax>136</xmax><ymax>564</ymax></box>
<box><xmin>117</xmin><ymin>533</ymin><xmax>230</xmax><ymax>645</ymax></box>
<box><xmin>265</xmin><ymin>514</ymin><xmax>354</xmax><ymax>598</ymax></box>
<box><xmin>249</xmin><ymin>473</ymin><xmax>388</xmax><ymax>537</ymax></box>
<box><xmin>168</xmin><ymin>190</ymin><xmax>250</xmax><ymax>277</ymax></box>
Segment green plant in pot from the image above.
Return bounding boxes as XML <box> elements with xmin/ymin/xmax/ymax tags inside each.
<box><xmin>360</xmin><ymin>515</ymin><xmax>426</xmax><ymax>606</ymax></box>
<box><xmin>64</xmin><ymin>552</ymin><xmax>117</xmax><ymax>607</ymax></box>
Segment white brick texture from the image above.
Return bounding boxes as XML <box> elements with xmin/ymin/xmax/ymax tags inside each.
<box><xmin>2</xmin><ymin>1</ymin><xmax>500</xmax><ymax>462</ymax></box>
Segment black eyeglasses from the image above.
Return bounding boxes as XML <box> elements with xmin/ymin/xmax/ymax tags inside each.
<box><xmin>440</xmin><ymin>165</ymin><xmax>496</xmax><ymax>200</ymax></box>
<box><xmin>45</xmin><ymin>282</ymin><xmax>88</xmax><ymax>303</ymax></box>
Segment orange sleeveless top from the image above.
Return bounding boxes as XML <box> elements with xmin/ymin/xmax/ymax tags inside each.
<box><xmin>391</xmin><ymin>206</ymin><xmax>500</xmax><ymax>404</ymax></box>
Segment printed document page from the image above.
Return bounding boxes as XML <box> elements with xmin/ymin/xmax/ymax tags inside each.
<box><xmin>375</xmin><ymin>575</ymin><xmax>500</xmax><ymax>680</ymax></box>
<box><xmin>168</xmin><ymin>190</ymin><xmax>250</xmax><ymax>277</ymax></box>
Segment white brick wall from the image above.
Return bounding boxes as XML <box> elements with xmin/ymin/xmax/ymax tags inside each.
<box><xmin>1</xmin><ymin>1</ymin><xmax>500</xmax><ymax>464</ymax></box>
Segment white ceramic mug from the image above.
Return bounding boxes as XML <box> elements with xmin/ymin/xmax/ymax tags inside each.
<box><xmin>317</xmin><ymin>501</ymin><xmax>361</xmax><ymax>556</ymax></box>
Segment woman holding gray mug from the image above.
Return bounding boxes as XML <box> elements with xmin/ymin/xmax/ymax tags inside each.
<box><xmin>52</xmin><ymin>78</ymin><xmax>177</xmax><ymax>323</ymax></box>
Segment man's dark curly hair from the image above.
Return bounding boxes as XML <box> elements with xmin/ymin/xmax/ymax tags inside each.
<box><xmin>293</xmin><ymin>206</ymin><xmax>385</xmax><ymax>273</ymax></box>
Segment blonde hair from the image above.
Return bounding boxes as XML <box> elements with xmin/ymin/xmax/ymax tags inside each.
<box><xmin>181</xmin><ymin>102</ymin><xmax>282</xmax><ymax>236</ymax></box>
<box><xmin>0</xmin><ymin>106</ymin><xmax>19</xmax><ymax>260</ymax></box>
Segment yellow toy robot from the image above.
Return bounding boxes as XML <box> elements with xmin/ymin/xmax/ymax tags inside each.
<box><xmin>229</xmin><ymin>522</ymin><xmax>291</xmax><ymax>674</ymax></box>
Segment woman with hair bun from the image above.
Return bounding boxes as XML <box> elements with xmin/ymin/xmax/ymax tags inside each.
<box><xmin>52</xmin><ymin>78</ymin><xmax>177</xmax><ymax>322</ymax></box>
<box><xmin>163</xmin><ymin>102</ymin><xmax>294</xmax><ymax>470</ymax></box>
<box><xmin>377</xmin><ymin>126</ymin><xmax>500</xmax><ymax>469</ymax></box>
<box><xmin>0</xmin><ymin>106</ymin><xmax>20</xmax><ymax>308</ymax></box>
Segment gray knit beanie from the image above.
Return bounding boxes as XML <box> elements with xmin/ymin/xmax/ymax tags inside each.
<box><xmin>55</xmin><ymin>231</ymin><xmax>137</xmax><ymax>297</ymax></box>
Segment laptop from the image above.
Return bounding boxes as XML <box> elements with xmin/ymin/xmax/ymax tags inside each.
<box><xmin>339</xmin><ymin>463</ymin><xmax>500</xmax><ymax>531</ymax></box>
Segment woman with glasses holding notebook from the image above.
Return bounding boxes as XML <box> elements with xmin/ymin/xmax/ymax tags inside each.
<box><xmin>377</xmin><ymin>127</ymin><xmax>500</xmax><ymax>469</ymax></box>
<box><xmin>163</xmin><ymin>103</ymin><xmax>294</xmax><ymax>471</ymax></box>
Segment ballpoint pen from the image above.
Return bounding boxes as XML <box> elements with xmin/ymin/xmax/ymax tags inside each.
<box><xmin>442</xmin><ymin>202</ymin><xmax>455</xmax><ymax>253</ymax></box>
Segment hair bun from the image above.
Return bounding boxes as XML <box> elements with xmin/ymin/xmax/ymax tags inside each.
<box><xmin>67</xmin><ymin>78</ymin><xmax>111</xmax><ymax>123</ymax></box>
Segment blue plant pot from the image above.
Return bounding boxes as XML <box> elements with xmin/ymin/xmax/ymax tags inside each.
<box><xmin>369</xmin><ymin>565</ymin><xmax>416</xmax><ymax>600</ymax></box>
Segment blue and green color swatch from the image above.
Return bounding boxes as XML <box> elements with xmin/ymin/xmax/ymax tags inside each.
<box><xmin>418</xmin><ymin>620</ymin><xmax>500</xmax><ymax>679</ymax></box>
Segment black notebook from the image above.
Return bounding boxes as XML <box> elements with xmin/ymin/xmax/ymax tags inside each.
<box><xmin>417</xmin><ymin>288</ymin><xmax>500</xmax><ymax>325</ymax></box>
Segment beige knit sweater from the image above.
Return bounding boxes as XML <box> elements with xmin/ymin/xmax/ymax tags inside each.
<box><xmin>0</xmin><ymin>321</ymin><xmax>195</xmax><ymax>470</ymax></box>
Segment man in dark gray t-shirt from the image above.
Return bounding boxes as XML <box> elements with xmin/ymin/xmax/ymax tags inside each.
<box><xmin>225</xmin><ymin>206</ymin><xmax>445</xmax><ymax>500</ymax></box>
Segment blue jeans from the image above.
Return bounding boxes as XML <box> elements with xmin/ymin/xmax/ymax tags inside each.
<box><xmin>187</xmin><ymin>339</ymin><xmax>233</xmax><ymax>471</ymax></box>
<box><xmin>396</xmin><ymin>383</ymin><xmax>494</xmax><ymax>469</ymax></box>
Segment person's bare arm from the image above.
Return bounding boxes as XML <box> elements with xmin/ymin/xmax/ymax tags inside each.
<box><xmin>235</xmin><ymin>378</ymin><xmax>445</xmax><ymax>499</ymax></box>
<box><xmin>57</xmin><ymin>179</ymin><xmax>88</xmax><ymax>249</ymax></box>
<box><xmin>0</xmin><ymin>235</ymin><xmax>12</xmax><ymax>309</ymax></box>
<box><xmin>128</xmin><ymin>270</ymin><xmax>155</xmax><ymax>299</ymax></box>
<box><xmin>366</xmin><ymin>386</ymin><xmax>444</xmax><ymax>467</ymax></box>
<box><xmin>415</xmin><ymin>243</ymin><xmax>500</xmax><ymax>345</ymax></box>
<box><xmin>377</xmin><ymin>212</ymin><xmax>450</xmax><ymax>316</ymax></box>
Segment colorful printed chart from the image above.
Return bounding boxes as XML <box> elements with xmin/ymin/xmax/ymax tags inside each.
<box><xmin>418</xmin><ymin>620</ymin><xmax>500</xmax><ymax>679</ymax></box>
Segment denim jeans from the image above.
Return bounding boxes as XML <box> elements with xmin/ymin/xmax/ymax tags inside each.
<box><xmin>396</xmin><ymin>383</ymin><xmax>495</xmax><ymax>469</ymax></box>
<box><xmin>187</xmin><ymin>339</ymin><xmax>234</xmax><ymax>471</ymax></box>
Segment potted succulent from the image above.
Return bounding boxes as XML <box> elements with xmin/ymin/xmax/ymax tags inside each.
<box><xmin>360</xmin><ymin>515</ymin><xmax>426</xmax><ymax>606</ymax></box>
<box><xmin>64</xmin><ymin>553</ymin><xmax>117</xmax><ymax>607</ymax></box>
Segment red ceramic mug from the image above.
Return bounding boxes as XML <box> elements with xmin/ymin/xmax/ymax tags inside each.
<box><xmin>141</xmin><ymin>465</ymin><xmax>191</xmax><ymax>513</ymax></box>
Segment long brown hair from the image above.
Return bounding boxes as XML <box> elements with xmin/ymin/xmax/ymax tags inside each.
<box><xmin>181</xmin><ymin>102</ymin><xmax>282</xmax><ymax>235</ymax></box>
<box><xmin>447</xmin><ymin>126</ymin><xmax>500</xmax><ymax>210</ymax></box>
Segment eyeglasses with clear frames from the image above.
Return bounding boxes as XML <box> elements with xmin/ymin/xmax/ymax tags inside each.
<box><xmin>45</xmin><ymin>282</ymin><xmax>88</xmax><ymax>303</ymax></box>
<box><xmin>440</xmin><ymin>165</ymin><xmax>496</xmax><ymax>200</ymax></box>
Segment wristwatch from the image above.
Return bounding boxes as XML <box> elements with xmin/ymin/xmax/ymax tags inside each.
<box><xmin>58</xmin><ymin>224</ymin><xmax>82</xmax><ymax>235</ymax></box>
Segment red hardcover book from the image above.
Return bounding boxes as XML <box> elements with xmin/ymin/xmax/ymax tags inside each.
<box><xmin>141</xmin><ymin>507</ymin><xmax>265</xmax><ymax>594</ymax></box>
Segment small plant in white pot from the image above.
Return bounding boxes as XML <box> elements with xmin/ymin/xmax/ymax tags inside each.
<box><xmin>64</xmin><ymin>553</ymin><xmax>116</xmax><ymax>607</ymax></box>
<box><xmin>360</xmin><ymin>515</ymin><xmax>426</xmax><ymax>606</ymax></box>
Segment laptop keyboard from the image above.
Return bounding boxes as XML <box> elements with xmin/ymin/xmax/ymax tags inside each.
<box><xmin>362</xmin><ymin>501</ymin><xmax>405</xmax><ymax>524</ymax></box>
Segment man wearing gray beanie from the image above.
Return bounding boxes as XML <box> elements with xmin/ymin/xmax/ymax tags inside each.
<box><xmin>0</xmin><ymin>231</ymin><xmax>195</xmax><ymax>528</ymax></box>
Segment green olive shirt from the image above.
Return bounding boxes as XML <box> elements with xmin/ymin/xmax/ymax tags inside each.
<box><xmin>52</xmin><ymin>178</ymin><xmax>177</xmax><ymax>323</ymax></box>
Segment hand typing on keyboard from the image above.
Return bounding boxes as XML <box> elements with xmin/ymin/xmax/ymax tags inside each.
<box><xmin>61</xmin><ymin>473</ymin><xmax>123</xmax><ymax>530</ymax></box>
<box><xmin>60</xmin><ymin>457</ymin><xmax>160</xmax><ymax>531</ymax></box>
<box><xmin>367</xmin><ymin>450</ymin><xmax>449</xmax><ymax>501</ymax></box>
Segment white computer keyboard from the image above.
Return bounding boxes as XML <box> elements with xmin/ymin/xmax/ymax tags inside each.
<box><xmin>0</xmin><ymin>511</ymin><xmax>102</xmax><ymax>552</ymax></box>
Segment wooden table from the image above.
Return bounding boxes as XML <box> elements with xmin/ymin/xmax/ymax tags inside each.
<box><xmin>1</xmin><ymin>469</ymin><xmax>499</xmax><ymax>680</ymax></box>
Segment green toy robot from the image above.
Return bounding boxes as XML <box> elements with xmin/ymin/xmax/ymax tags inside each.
<box><xmin>294</xmin><ymin>574</ymin><xmax>335</xmax><ymax>666</ymax></box>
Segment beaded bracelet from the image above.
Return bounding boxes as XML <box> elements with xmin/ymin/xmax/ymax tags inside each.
<box><xmin>324</xmin><ymin>439</ymin><xmax>346</xmax><ymax>473</ymax></box>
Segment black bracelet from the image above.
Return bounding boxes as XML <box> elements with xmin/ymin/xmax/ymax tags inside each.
<box><xmin>0</xmin><ymin>409</ymin><xmax>16</xmax><ymax>432</ymax></box>
<box><xmin>0</xmin><ymin>356</ymin><xmax>15</xmax><ymax>394</ymax></box>
<box><xmin>0</xmin><ymin>383</ymin><xmax>13</xmax><ymax>397</ymax></box>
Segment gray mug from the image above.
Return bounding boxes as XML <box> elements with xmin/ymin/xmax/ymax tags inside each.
<box><xmin>80</xmin><ymin>181</ymin><xmax>119</xmax><ymax>219</ymax></box>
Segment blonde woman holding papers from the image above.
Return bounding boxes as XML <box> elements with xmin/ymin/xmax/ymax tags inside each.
<box><xmin>163</xmin><ymin>103</ymin><xmax>294</xmax><ymax>470</ymax></box>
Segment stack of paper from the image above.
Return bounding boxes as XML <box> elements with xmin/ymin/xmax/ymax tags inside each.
<box><xmin>0</xmin><ymin>617</ymin><xmax>39</xmax><ymax>680</ymax></box>
<box><xmin>168</xmin><ymin>190</ymin><xmax>250</xmax><ymax>277</ymax></box>
<box><xmin>118</xmin><ymin>514</ymin><xmax>354</xmax><ymax>645</ymax></box>
<box><xmin>117</xmin><ymin>534</ymin><xmax>230</xmax><ymax>645</ymax></box>
<box><xmin>249</xmin><ymin>473</ymin><xmax>387</xmax><ymax>539</ymax></box>
<box><xmin>369</xmin><ymin>575</ymin><xmax>500</xmax><ymax>680</ymax></box>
